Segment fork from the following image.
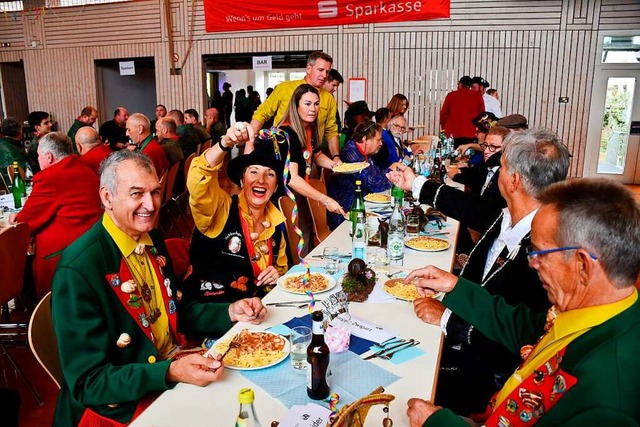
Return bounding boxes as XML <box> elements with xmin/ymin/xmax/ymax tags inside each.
<box><xmin>379</xmin><ymin>340</ymin><xmax>420</xmax><ymax>360</ymax></box>
<box><xmin>219</xmin><ymin>332</ymin><xmax>243</xmax><ymax>361</ymax></box>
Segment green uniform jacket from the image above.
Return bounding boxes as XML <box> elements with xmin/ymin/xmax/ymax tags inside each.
<box><xmin>67</xmin><ymin>119</ymin><xmax>89</xmax><ymax>153</ymax></box>
<box><xmin>0</xmin><ymin>136</ymin><xmax>27</xmax><ymax>185</ymax></box>
<box><xmin>52</xmin><ymin>221</ymin><xmax>233</xmax><ymax>426</ymax></box>
<box><xmin>425</xmin><ymin>278</ymin><xmax>640</xmax><ymax>427</ymax></box>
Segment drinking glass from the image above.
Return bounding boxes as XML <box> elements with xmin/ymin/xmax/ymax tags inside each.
<box><xmin>323</xmin><ymin>246</ymin><xmax>339</xmax><ymax>275</ymax></box>
<box><xmin>406</xmin><ymin>214</ymin><xmax>420</xmax><ymax>237</ymax></box>
<box><xmin>375</xmin><ymin>248</ymin><xmax>390</xmax><ymax>276</ymax></box>
<box><xmin>365</xmin><ymin>247</ymin><xmax>377</xmax><ymax>270</ymax></box>
<box><xmin>366</xmin><ymin>225</ymin><xmax>380</xmax><ymax>247</ymax></box>
<box><xmin>289</xmin><ymin>326</ymin><xmax>312</xmax><ymax>370</ymax></box>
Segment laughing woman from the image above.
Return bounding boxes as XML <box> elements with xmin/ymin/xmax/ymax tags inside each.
<box><xmin>253</xmin><ymin>84</ymin><xmax>345</xmax><ymax>254</ymax></box>
<box><xmin>186</xmin><ymin>124</ymin><xmax>291</xmax><ymax>304</ymax></box>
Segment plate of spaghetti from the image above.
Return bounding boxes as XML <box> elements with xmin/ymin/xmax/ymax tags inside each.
<box><xmin>209</xmin><ymin>329</ymin><xmax>290</xmax><ymax>370</ymax></box>
<box><xmin>405</xmin><ymin>236</ymin><xmax>450</xmax><ymax>252</ymax></box>
<box><xmin>277</xmin><ymin>272</ymin><xmax>336</xmax><ymax>294</ymax></box>
<box><xmin>333</xmin><ymin>162</ymin><xmax>369</xmax><ymax>174</ymax></box>
<box><xmin>383</xmin><ymin>278</ymin><xmax>440</xmax><ymax>301</ymax></box>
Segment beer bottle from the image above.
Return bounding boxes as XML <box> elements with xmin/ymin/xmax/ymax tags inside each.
<box><xmin>235</xmin><ymin>388</ymin><xmax>262</xmax><ymax>427</ymax></box>
<box><xmin>307</xmin><ymin>310</ymin><xmax>330</xmax><ymax>400</ymax></box>
<box><xmin>11</xmin><ymin>162</ymin><xmax>26</xmax><ymax>209</ymax></box>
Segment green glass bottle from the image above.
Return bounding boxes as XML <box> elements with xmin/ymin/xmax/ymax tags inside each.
<box><xmin>11</xmin><ymin>162</ymin><xmax>26</xmax><ymax>209</ymax></box>
<box><xmin>349</xmin><ymin>180</ymin><xmax>366</xmax><ymax>235</ymax></box>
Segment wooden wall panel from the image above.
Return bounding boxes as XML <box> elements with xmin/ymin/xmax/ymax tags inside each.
<box><xmin>0</xmin><ymin>0</ymin><xmax>636</xmax><ymax>176</ymax></box>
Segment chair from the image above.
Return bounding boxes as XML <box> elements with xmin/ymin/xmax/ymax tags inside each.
<box><xmin>306</xmin><ymin>179</ymin><xmax>332</xmax><ymax>245</ymax></box>
<box><xmin>0</xmin><ymin>173</ymin><xmax>8</xmax><ymax>194</ymax></box>
<box><xmin>200</xmin><ymin>140</ymin><xmax>212</xmax><ymax>153</ymax></box>
<box><xmin>164</xmin><ymin>238</ymin><xmax>191</xmax><ymax>280</ymax></box>
<box><xmin>28</xmin><ymin>292</ymin><xmax>63</xmax><ymax>389</ymax></box>
<box><xmin>0</xmin><ymin>223</ymin><xmax>43</xmax><ymax>404</ymax></box>
<box><xmin>6</xmin><ymin>165</ymin><xmax>26</xmax><ymax>182</ymax></box>
<box><xmin>158</xmin><ymin>162</ymin><xmax>181</xmax><ymax>235</ymax></box>
<box><xmin>278</xmin><ymin>196</ymin><xmax>300</xmax><ymax>265</ymax></box>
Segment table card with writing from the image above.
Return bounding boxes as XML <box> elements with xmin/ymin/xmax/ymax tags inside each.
<box><xmin>318</xmin><ymin>291</ymin><xmax>349</xmax><ymax>320</ymax></box>
<box><xmin>330</xmin><ymin>315</ymin><xmax>396</xmax><ymax>344</ymax></box>
<box><xmin>277</xmin><ymin>403</ymin><xmax>332</xmax><ymax>427</ymax></box>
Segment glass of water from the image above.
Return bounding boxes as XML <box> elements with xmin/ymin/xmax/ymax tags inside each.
<box><xmin>323</xmin><ymin>246</ymin><xmax>339</xmax><ymax>275</ymax></box>
<box><xmin>375</xmin><ymin>248</ymin><xmax>390</xmax><ymax>276</ymax></box>
<box><xmin>289</xmin><ymin>326</ymin><xmax>312</xmax><ymax>370</ymax></box>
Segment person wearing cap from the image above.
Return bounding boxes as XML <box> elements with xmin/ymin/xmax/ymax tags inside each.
<box><xmin>249</xmin><ymin>51</ymin><xmax>340</xmax><ymax>159</ymax></box>
<box><xmin>471</xmin><ymin>77</ymin><xmax>503</xmax><ymax>118</ymax></box>
<box><xmin>51</xmin><ymin>148</ymin><xmax>267</xmax><ymax>426</ymax></box>
<box><xmin>497</xmin><ymin>113</ymin><xmax>529</xmax><ymax>131</ymax></box>
<box><xmin>456</xmin><ymin>111</ymin><xmax>499</xmax><ymax>164</ymax></box>
<box><xmin>328</xmin><ymin>120</ymin><xmax>392</xmax><ymax>230</ymax></box>
<box><xmin>186</xmin><ymin>122</ymin><xmax>291</xmax><ymax>306</ymax></box>
<box><xmin>440</xmin><ymin>76</ymin><xmax>485</xmax><ymax>148</ymax></box>
<box><xmin>340</xmin><ymin>100</ymin><xmax>375</xmax><ymax>145</ymax></box>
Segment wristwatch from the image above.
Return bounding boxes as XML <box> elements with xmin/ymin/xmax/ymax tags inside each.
<box><xmin>218</xmin><ymin>137</ymin><xmax>232</xmax><ymax>152</ymax></box>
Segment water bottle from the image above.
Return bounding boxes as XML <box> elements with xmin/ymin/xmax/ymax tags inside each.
<box><xmin>235</xmin><ymin>388</ymin><xmax>262</xmax><ymax>427</ymax></box>
<box><xmin>352</xmin><ymin>211</ymin><xmax>366</xmax><ymax>261</ymax></box>
<box><xmin>387</xmin><ymin>198</ymin><xmax>405</xmax><ymax>264</ymax></box>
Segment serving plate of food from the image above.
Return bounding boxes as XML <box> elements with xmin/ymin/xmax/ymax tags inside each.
<box><xmin>404</xmin><ymin>236</ymin><xmax>450</xmax><ymax>252</ymax></box>
<box><xmin>208</xmin><ymin>329</ymin><xmax>290</xmax><ymax>370</ymax></box>
<box><xmin>333</xmin><ymin>162</ymin><xmax>369</xmax><ymax>174</ymax></box>
<box><xmin>364</xmin><ymin>193</ymin><xmax>392</xmax><ymax>204</ymax></box>
<box><xmin>277</xmin><ymin>272</ymin><xmax>336</xmax><ymax>294</ymax></box>
<box><xmin>383</xmin><ymin>278</ymin><xmax>440</xmax><ymax>302</ymax></box>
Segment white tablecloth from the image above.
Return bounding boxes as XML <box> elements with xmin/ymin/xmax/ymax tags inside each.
<box><xmin>131</xmin><ymin>217</ymin><xmax>460</xmax><ymax>427</ymax></box>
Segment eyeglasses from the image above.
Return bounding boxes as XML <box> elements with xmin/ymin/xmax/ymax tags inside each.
<box><xmin>526</xmin><ymin>245</ymin><xmax>598</xmax><ymax>261</ymax></box>
<box><xmin>479</xmin><ymin>143</ymin><xmax>502</xmax><ymax>152</ymax></box>
<box><xmin>392</xmin><ymin>124</ymin><xmax>407</xmax><ymax>131</ymax></box>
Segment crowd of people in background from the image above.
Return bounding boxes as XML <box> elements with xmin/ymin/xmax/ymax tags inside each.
<box><xmin>0</xmin><ymin>49</ymin><xmax>638</xmax><ymax>427</ymax></box>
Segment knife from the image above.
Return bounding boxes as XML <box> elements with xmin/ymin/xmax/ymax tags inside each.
<box><xmin>363</xmin><ymin>339</ymin><xmax>415</xmax><ymax>360</ymax></box>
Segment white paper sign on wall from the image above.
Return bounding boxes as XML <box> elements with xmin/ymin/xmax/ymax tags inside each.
<box><xmin>119</xmin><ymin>61</ymin><xmax>135</xmax><ymax>76</ymax></box>
<box><xmin>252</xmin><ymin>56</ymin><xmax>272</xmax><ymax>71</ymax></box>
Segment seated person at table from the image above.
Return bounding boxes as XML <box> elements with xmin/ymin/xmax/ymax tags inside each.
<box><xmin>406</xmin><ymin>178</ymin><xmax>640</xmax><ymax>427</ymax></box>
<box><xmin>250</xmin><ymin>84</ymin><xmax>344</xmax><ymax>253</ymax></box>
<box><xmin>0</xmin><ymin>117</ymin><xmax>28</xmax><ymax>185</ymax></box>
<box><xmin>372</xmin><ymin>114</ymin><xmax>408</xmax><ymax>170</ymax></box>
<box><xmin>186</xmin><ymin>123</ymin><xmax>291</xmax><ymax>304</ymax></box>
<box><xmin>445</xmin><ymin>126</ymin><xmax>510</xmax><ymax>254</ymax></box>
<box><xmin>455</xmin><ymin>111</ymin><xmax>499</xmax><ymax>167</ymax></box>
<box><xmin>389</xmin><ymin>128</ymin><xmax>570</xmax><ymax>416</ymax></box>
<box><xmin>328</xmin><ymin>120</ymin><xmax>391</xmax><ymax>230</ymax></box>
<box><xmin>52</xmin><ymin>149</ymin><xmax>267</xmax><ymax>426</ymax></box>
<box><xmin>76</xmin><ymin>127</ymin><xmax>112</xmax><ymax>176</ymax></box>
<box><xmin>9</xmin><ymin>132</ymin><xmax>103</xmax><ymax>299</ymax></box>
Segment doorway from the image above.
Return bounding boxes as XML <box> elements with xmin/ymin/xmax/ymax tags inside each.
<box><xmin>0</xmin><ymin>61</ymin><xmax>29</xmax><ymax>122</ymax></box>
<box><xmin>95</xmin><ymin>57</ymin><xmax>157</xmax><ymax>124</ymax></box>
<box><xmin>584</xmin><ymin>35</ymin><xmax>640</xmax><ymax>183</ymax></box>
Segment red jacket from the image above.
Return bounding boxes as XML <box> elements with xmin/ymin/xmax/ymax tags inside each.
<box><xmin>440</xmin><ymin>88</ymin><xmax>485</xmax><ymax>139</ymax></box>
<box><xmin>16</xmin><ymin>155</ymin><xmax>103</xmax><ymax>297</ymax></box>
<box><xmin>141</xmin><ymin>138</ymin><xmax>169</xmax><ymax>178</ymax></box>
<box><xmin>80</xmin><ymin>144</ymin><xmax>112</xmax><ymax>175</ymax></box>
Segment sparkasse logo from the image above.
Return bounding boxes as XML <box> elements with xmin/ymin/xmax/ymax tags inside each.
<box><xmin>318</xmin><ymin>0</ymin><xmax>338</xmax><ymax>18</ymax></box>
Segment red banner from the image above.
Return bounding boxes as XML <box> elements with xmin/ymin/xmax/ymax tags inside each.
<box><xmin>204</xmin><ymin>0</ymin><xmax>450</xmax><ymax>33</ymax></box>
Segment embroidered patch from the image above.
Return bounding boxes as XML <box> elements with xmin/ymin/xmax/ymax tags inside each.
<box><xmin>109</xmin><ymin>275</ymin><xmax>121</xmax><ymax>287</ymax></box>
<box><xmin>168</xmin><ymin>300</ymin><xmax>176</xmax><ymax>315</ymax></box>
<box><xmin>228</xmin><ymin>236</ymin><xmax>242</xmax><ymax>254</ymax></box>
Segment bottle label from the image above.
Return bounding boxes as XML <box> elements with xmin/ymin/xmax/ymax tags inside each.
<box><xmin>353</xmin><ymin>243</ymin><xmax>365</xmax><ymax>261</ymax></box>
<box><xmin>388</xmin><ymin>235</ymin><xmax>404</xmax><ymax>260</ymax></box>
<box><xmin>312</xmin><ymin>321</ymin><xmax>324</xmax><ymax>335</ymax></box>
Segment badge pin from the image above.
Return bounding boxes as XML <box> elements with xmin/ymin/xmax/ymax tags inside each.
<box><xmin>139</xmin><ymin>313</ymin><xmax>150</xmax><ymax>328</ymax></box>
<box><xmin>169</xmin><ymin>300</ymin><xmax>176</xmax><ymax>315</ymax></box>
<box><xmin>303</xmin><ymin>150</ymin><xmax>311</xmax><ymax>160</ymax></box>
<box><xmin>109</xmin><ymin>275</ymin><xmax>121</xmax><ymax>287</ymax></box>
<box><xmin>121</xmin><ymin>280</ymin><xmax>137</xmax><ymax>294</ymax></box>
<box><xmin>116</xmin><ymin>333</ymin><xmax>131</xmax><ymax>348</ymax></box>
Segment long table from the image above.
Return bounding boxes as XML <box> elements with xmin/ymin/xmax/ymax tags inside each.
<box><xmin>131</xmin><ymin>217</ymin><xmax>459</xmax><ymax>427</ymax></box>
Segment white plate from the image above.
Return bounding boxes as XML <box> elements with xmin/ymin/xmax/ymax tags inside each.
<box><xmin>382</xmin><ymin>279</ymin><xmax>442</xmax><ymax>301</ymax></box>
<box><xmin>277</xmin><ymin>272</ymin><xmax>337</xmax><ymax>295</ymax></box>
<box><xmin>332</xmin><ymin>162</ymin><xmax>370</xmax><ymax>174</ymax></box>
<box><xmin>210</xmin><ymin>331</ymin><xmax>290</xmax><ymax>371</ymax></box>
<box><xmin>404</xmin><ymin>236</ymin><xmax>450</xmax><ymax>252</ymax></box>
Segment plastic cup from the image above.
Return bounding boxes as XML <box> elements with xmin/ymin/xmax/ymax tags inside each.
<box><xmin>289</xmin><ymin>326</ymin><xmax>311</xmax><ymax>370</ymax></box>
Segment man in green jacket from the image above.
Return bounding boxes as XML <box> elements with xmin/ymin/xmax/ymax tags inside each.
<box><xmin>67</xmin><ymin>106</ymin><xmax>98</xmax><ymax>153</ymax></box>
<box><xmin>52</xmin><ymin>135</ymin><xmax>267</xmax><ymax>426</ymax></box>
<box><xmin>406</xmin><ymin>178</ymin><xmax>640</xmax><ymax>427</ymax></box>
<box><xmin>0</xmin><ymin>117</ymin><xmax>28</xmax><ymax>185</ymax></box>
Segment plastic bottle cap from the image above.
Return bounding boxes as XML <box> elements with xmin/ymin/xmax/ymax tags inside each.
<box><xmin>355</xmin><ymin>180</ymin><xmax>361</xmax><ymax>185</ymax></box>
<box><xmin>238</xmin><ymin>388</ymin><xmax>255</xmax><ymax>404</ymax></box>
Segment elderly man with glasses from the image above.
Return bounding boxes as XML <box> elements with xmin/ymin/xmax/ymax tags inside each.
<box><xmin>406</xmin><ymin>178</ymin><xmax>640</xmax><ymax>426</ymax></box>
<box><xmin>373</xmin><ymin>114</ymin><xmax>408</xmax><ymax>169</ymax></box>
<box><xmin>388</xmin><ymin>128</ymin><xmax>571</xmax><ymax>416</ymax></box>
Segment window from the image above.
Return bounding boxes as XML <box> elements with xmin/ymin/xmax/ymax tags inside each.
<box><xmin>602</xmin><ymin>36</ymin><xmax>640</xmax><ymax>64</ymax></box>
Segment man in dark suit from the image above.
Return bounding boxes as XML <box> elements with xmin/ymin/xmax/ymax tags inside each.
<box><xmin>99</xmin><ymin>107</ymin><xmax>129</xmax><ymax>151</ymax></box>
<box><xmin>406</xmin><ymin>178</ymin><xmax>640</xmax><ymax>427</ymax></box>
<box><xmin>389</xmin><ymin>128</ymin><xmax>571</xmax><ymax>415</ymax></box>
<box><xmin>9</xmin><ymin>132</ymin><xmax>103</xmax><ymax>298</ymax></box>
<box><xmin>51</xmin><ymin>147</ymin><xmax>267</xmax><ymax>426</ymax></box>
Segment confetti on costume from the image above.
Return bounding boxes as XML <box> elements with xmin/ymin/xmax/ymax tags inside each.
<box><xmin>258</xmin><ymin>127</ymin><xmax>315</xmax><ymax>313</ymax></box>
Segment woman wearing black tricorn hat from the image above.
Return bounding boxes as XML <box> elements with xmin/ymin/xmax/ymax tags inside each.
<box><xmin>185</xmin><ymin>123</ymin><xmax>291</xmax><ymax>309</ymax></box>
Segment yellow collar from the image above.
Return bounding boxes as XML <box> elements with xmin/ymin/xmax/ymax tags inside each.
<box><xmin>550</xmin><ymin>290</ymin><xmax>638</xmax><ymax>341</ymax></box>
<box><xmin>237</xmin><ymin>193</ymin><xmax>285</xmax><ymax>232</ymax></box>
<box><xmin>102</xmin><ymin>213</ymin><xmax>154</xmax><ymax>258</ymax></box>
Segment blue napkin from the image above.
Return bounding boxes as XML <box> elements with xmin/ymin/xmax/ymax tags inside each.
<box><xmin>283</xmin><ymin>314</ymin><xmax>377</xmax><ymax>356</ymax></box>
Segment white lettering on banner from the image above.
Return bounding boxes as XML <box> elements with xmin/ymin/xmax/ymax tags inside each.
<box><xmin>346</xmin><ymin>0</ymin><xmax>423</xmax><ymax>19</ymax></box>
<box><xmin>318</xmin><ymin>0</ymin><xmax>338</xmax><ymax>18</ymax></box>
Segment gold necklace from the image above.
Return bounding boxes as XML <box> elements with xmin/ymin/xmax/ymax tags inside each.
<box><xmin>125</xmin><ymin>252</ymin><xmax>162</xmax><ymax>324</ymax></box>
